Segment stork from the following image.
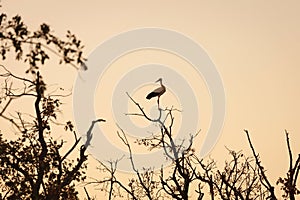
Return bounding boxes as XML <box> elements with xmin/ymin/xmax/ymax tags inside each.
<box><xmin>146</xmin><ymin>78</ymin><xmax>166</xmax><ymax>105</ymax></box>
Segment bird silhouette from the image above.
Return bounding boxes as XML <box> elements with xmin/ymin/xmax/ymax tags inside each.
<box><xmin>146</xmin><ymin>78</ymin><xmax>166</xmax><ymax>106</ymax></box>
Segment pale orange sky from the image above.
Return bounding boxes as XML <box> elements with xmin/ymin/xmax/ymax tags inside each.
<box><xmin>2</xmin><ymin>0</ymin><xmax>300</xmax><ymax>198</ymax></box>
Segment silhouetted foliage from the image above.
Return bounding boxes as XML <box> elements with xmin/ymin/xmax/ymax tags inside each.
<box><xmin>0</xmin><ymin>10</ymin><xmax>87</xmax><ymax>73</ymax></box>
<box><xmin>0</xmin><ymin>7</ymin><xmax>103</xmax><ymax>200</ymax></box>
<box><xmin>0</xmin><ymin>4</ymin><xmax>299</xmax><ymax>200</ymax></box>
<box><xmin>92</xmin><ymin>94</ymin><xmax>299</xmax><ymax>200</ymax></box>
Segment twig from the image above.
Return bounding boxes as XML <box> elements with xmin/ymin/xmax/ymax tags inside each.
<box><xmin>244</xmin><ymin>130</ymin><xmax>276</xmax><ymax>199</ymax></box>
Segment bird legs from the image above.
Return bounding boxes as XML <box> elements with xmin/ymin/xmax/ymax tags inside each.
<box><xmin>157</xmin><ymin>97</ymin><xmax>160</xmax><ymax>108</ymax></box>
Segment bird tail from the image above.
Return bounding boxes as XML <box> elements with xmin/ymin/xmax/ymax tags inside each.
<box><xmin>146</xmin><ymin>92</ymin><xmax>158</xmax><ymax>100</ymax></box>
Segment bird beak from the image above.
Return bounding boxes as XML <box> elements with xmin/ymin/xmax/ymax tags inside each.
<box><xmin>155</xmin><ymin>78</ymin><xmax>161</xmax><ymax>83</ymax></box>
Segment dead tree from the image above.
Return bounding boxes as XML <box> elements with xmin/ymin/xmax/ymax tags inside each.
<box><xmin>93</xmin><ymin>94</ymin><xmax>299</xmax><ymax>200</ymax></box>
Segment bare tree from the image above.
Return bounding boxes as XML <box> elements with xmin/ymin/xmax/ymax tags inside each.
<box><xmin>276</xmin><ymin>130</ymin><xmax>300</xmax><ymax>200</ymax></box>
<box><xmin>92</xmin><ymin>94</ymin><xmax>299</xmax><ymax>200</ymax></box>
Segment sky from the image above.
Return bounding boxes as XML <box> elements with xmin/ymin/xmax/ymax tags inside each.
<box><xmin>1</xmin><ymin>0</ymin><xmax>300</xmax><ymax>198</ymax></box>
